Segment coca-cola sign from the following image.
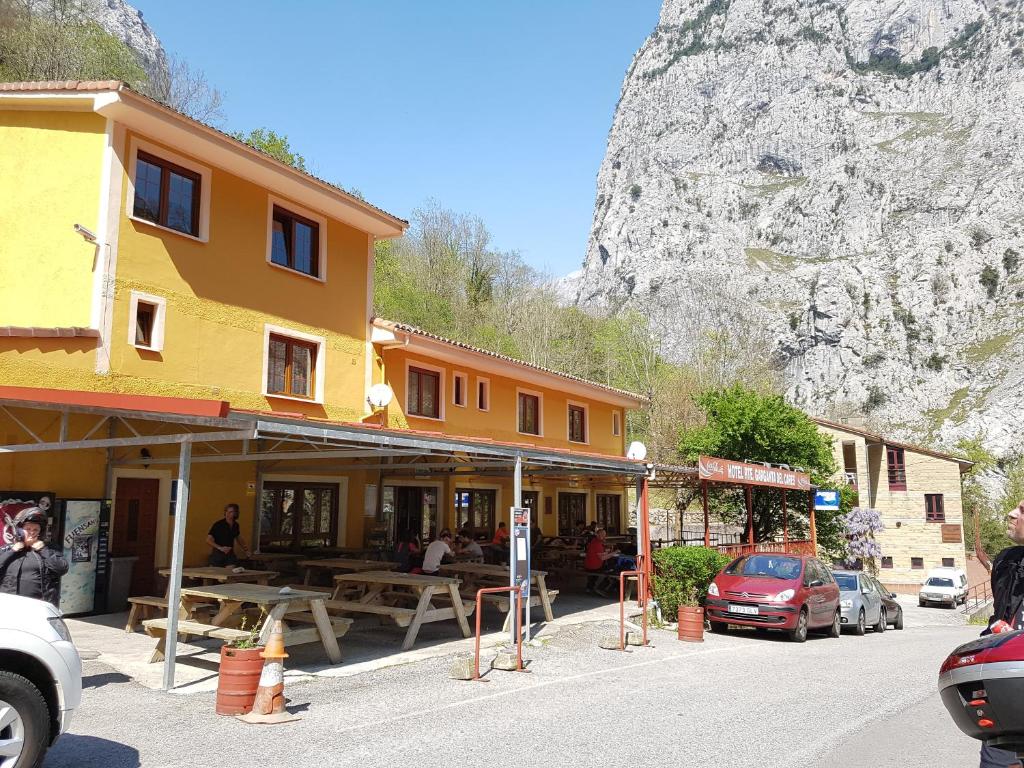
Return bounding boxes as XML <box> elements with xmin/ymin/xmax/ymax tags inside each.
<box><xmin>698</xmin><ymin>456</ymin><xmax>811</xmax><ymax>491</ymax></box>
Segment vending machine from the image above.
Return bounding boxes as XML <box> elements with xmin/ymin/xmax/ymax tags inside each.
<box><xmin>55</xmin><ymin>499</ymin><xmax>111</xmax><ymax>616</ymax></box>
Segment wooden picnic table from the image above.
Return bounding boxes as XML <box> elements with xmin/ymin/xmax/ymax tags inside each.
<box><xmin>246</xmin><ymin>552</ymin><xmax>304</xmax><ymax>565</ymax></box>
<box><xmin>438</xmin><ymin>563</ymin><xmax>558</xmax><ymax>625</ymax></box>
<box><xmin>298</xmin><ymin>558</ymin><xmax>397</xmax><ymax>584</ymax></box>
<box><xmin>328</xmin><ymin>571</ymin><xmax>472</xmax><ymax>651</ymax></box>
<box><xmin>157</xmin><ymin>566</ymin><xmax>279</xmax><ymax>587</ymax></box>
<box><xmin>145</xmin><ymin>583</ymin><xmax>346</xmax><ymax>664</ymax></box>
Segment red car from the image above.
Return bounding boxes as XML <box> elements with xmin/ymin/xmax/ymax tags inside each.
<box><xmin>705</xmin><ymin>553</ymin><xmax>841</xmax><ymax>642</ymax></box>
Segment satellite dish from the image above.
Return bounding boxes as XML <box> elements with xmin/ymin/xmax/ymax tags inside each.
<box><xmin>367</xmin><ymin>383</ymin><xmax>394</xmax><ymax>409</ymax></box>
<box><xmin>626</xmin><ymin>441</ymin><xmax>648</xmax><ymax>461</ymax></box>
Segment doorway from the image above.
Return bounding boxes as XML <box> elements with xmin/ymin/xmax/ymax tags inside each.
<box><xmin>112</xmin><ymin>477</ymin><xmax>159</xmax><ymax>596</ymax></box>
<box><xmin>259</xmin><ymin>481</ymin><xmax>339</xmax><ymax>549</ymax></box>
<box><xmin>394</xmin><ymin>486</ymin><xmax>439</xmax><ymax>543</ymax></box>
<box><xmin>558</xmin><ymin>492</ymin><xmax>588</xmax><ymax>536</ymax></box>
<box><xmin>455</xmin><ymin>488</ymin><xmax>497</xmax><ymax>539</ymax></box>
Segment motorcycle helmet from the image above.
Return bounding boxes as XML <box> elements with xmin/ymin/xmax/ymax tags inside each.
<box><xmin>15</xmin><ymin>506</ymin><xmax>48</xmax><ymax>534</ymax></box>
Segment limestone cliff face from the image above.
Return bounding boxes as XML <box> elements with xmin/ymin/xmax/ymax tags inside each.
<box><xmin>577</xmin><ymin>0</ymin><xmax>1024</xmax><ymax>456</ymax></box>
<box><xmin>83</xmin><ymin>0</ymin><xmax>167</xmax><ymax>82</ymax></box>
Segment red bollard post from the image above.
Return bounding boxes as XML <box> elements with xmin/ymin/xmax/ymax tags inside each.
<box><xmin>472</xmin><ymin>585</ymin><xmax>527</xmax><ymax>681</ymax></box>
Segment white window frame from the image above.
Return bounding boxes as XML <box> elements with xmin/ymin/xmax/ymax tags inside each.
<box><xmin>566</xmin><ymin>399</ymin><xmax>589</xmax><ymax>445</ymax></box>
<box><xmin>266</xmin><ymin>194</ymin><xmax>328</xmax><ymax>282</ymax></box>
<box><xmin>452</xmin><ymin>371</ymin><xmax>468</xmax><ymax>408</ymax></box>
<box><xmin>127</xmin><ymin>291</ymin><xmax>166</xmax><ymax>352</ymax></box>
<box><xmin>612</xmin><ymin>410</ymin><xmax>622</xmax><ymax>437</ymax></box>
<box><xmin>476</xmin><ymin>377</ymin><xmax>491</xmax><ymax>412</ymax></box>
<box><xmin>405</xmin><ymin>359</ymin><xmax>446</xmax><ymax>422</ymax></box>
<box><xmin>125</xmin><ymin>136</ymin><xmax>211</xmax><ymax>242</ymax></box>
<box><xmin>516</xmin><ymin>386</ymin><xmax>544</xmax><ymax>438</ymax></box>
<box><xmin>261</xmin><ymin>323</ymin><xmax>326</xmax><ymax>404</ymax></box>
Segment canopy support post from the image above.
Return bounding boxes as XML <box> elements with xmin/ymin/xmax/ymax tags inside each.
<box><xmin>162</xmin><ymin>440</ymin><xmax>191</xmax><ymax>692</ymax></box>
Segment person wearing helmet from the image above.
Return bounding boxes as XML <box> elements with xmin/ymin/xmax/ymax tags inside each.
<box><xmin>0</xmin><ymin>507</ymin><xmax>69</xmax><ymax>607</ymax></box>
<box><xmin>978</xmin><ymin>501</ymin><xmax>1024</xmax><ymax>768</ymax></box>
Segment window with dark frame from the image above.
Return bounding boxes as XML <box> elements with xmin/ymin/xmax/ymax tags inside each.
<box><xmin>259</xmin><ymin>481</ymin><xmax>338</xmax><ymax>548</ymax></box>
<box><xmin>518</xmin><ymin>392</ymin><xmax>540</xmax><ymax>435</ymax></box>
<box><xmin>886</xmin><ymin>446</ymin><xmax>907</xmax><ymax>490</ymax></box>
<box><xmin>133</xmin><ymin>150</ymin><xmax>201</xmax><ymax>236</ymax></box>
<box><xmin>477</xmin><ymin>380</ymin><xmax>489</xmax><ymax>411</ymax></box>
<box><xmin>925</xmin><ymin>493</ymin><xmax>945</xmax><ymax>522</ymax></box>
<box><xmin>266</xmin><ymin>334</ymin><xmax>317</xmax><ymax>399</ymax></box>
<box><xmin>270</xmin><ymin>205</ymin><xmax>320</xmax><ymax>277</ymax></box>
<box><xmin>596</xmin><ymin>494</ymin><xmax>621</xmax><ymax>534</ymax></box>
<box><xmin>568</xmin><ymin>404</ymin><xmax>586</xmax><ymax>443</ymax></box>
<box><xmin>407</xmin><ymin>366</ymin><xmax>441</xmax><ymax>418</ymax></box>
<box><xmin>612</xmin><ymin>411</ymin><xmax>621</xmax><ymax>437</ymax></box>
<box><xmin>911</xmin><ymin>557</ymin><xmax>924</xmax><ymax>569</ymax></box>
<box><xmin>942</xmin><ymin>557</ymin><xmax>955</xmax><ymax>568</ymax></box>
<box><xmin>453</xmin><ymin>374</ymin><xmax>467</xmax><ymax>407</ymax></box>
<box><xmin>454</xmin><ymin>488</ymin><xmax>496</xmax><ymax>539</ymax></box>
<box><xmin>881</xmin><ymin>556</ymin><xmax>893</xmax><ymax>569</ymax></box>
<box><xmin>134</xmin><ymin>302</ymin><xmax>156</xmax><ymax>347</ymax></box>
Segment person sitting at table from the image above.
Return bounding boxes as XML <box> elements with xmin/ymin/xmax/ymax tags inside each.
<box><xmin>492</xmin><ymin>522</ymin><xmax>510</xmax><ymax>546</ymax></box>
<box><xmin>421</xmin><ymin>532</ymin><xmax>453</xmax><ymax>575</ymax></box>
<box><xmin>584</xmin><ymin>528</ymin><xmax>619</xmax><ymax>596</ymax></box>
<box><xmin>459</xmin><ymin>535</ymin><xmax>484</xmax><ymax>559</ymax></box>
<box><xmin>393</xmin><ymin>530</ymin><xmax>420</xmax><ymax>573</ymax></box>
<box><xmin>207</xmin><ymin>503</ymin><xmax>249</xmax><ymax>566</ymax></box>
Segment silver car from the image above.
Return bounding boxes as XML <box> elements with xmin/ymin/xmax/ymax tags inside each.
<box><xmin>834</xmin><ymin>570</ymin><xmax>887</xmax><ymax>635</ymax></box>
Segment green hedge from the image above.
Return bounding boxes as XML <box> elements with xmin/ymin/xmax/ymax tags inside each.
<box><xmin>652</xmin><ymin>546</ymin><xmax>732</xmax><ymax>616</ymax></box>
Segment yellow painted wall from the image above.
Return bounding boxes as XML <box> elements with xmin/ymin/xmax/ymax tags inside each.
<box><xmin>0</xmin><ymin>109</ymin><xmax>107</xmax><ymax>327</ymax></box>
<box><xmin>379</xmin><ymin>348</ymin><xmax>628</xmax><ymax>457</ymax></box>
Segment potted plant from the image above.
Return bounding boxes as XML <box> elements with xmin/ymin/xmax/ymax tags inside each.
<box><xmin>216</xmin><ymin>613</ymin><xmax>265</xmax><ymax>716</ymax></box>
<box><xmin>652</xmin><ymin>546</ymin><xmax>731</xmax><ymax>643</ymax></box>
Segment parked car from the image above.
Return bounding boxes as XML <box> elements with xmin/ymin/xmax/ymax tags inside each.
<box><xmin>919</xmin><ymin>576</ymin><xmax>962</xmax><ymax>608</ymax></box>
<box><xmin>864</xmin><ymin>574</ymin><xmax>905</xmax><ymax>630</ymax></box>
<box><xmin>706</xmin><ymin>553</ymin><xmax>841</xmax><ymax>643</ymax></box>
<box><xmin>926</xmin><ymin>567</ymin><xmax>968</xmax><ymax>604</ymax></box>
<box><xmin>834</xmin><ymin>569</ymin><xmax>888</xmax><ymax>634</ymax></box>
<box><xmin>0</xmin><ymin>593</ymin><xmax>82</xmax><ymax>768</ymax></box>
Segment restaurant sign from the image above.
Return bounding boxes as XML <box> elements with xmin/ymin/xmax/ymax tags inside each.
<box><xmin>698</xmin><ymin>455</ymin><xmax>812</xmax><ymax>491</ymax></box>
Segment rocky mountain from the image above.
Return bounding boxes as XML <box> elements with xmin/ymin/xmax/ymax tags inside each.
<box><xmin>576</xmin><ymin>0</ymin><xmax>1024</xmax><ymax>458</ymax></box>
<box><xmin>81</xmin><ymin>0</ymin><xmax>166</xmax><ymax>81</ymax></box>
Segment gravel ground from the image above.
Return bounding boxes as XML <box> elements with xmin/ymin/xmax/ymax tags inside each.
<box><xmin>46</xmin><ymin>596</ymin><xmax>983</xmax><ymax>768</ymax></box>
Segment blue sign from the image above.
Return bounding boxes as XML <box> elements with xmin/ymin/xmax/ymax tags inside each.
<box><xmin>814</xmin><ymin>489</ymin><xmax>840</xmax><ymax>511</ymax></box>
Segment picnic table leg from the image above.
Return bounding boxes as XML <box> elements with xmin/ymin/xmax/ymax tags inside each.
<box><xmin>401</xmin><ymin>586</ymin><xmax>436</xmax><ymax>651</ymax></box>
<box><xmin>149</xmin><ymin>631</ymin><xmax>167</xmax><ymax>664</ymax></box>
<box><xmin>210</xmin><ymin>600</ymin><xmax>244</xmax><ymax>627</ymax></box>
<box><xmin>537</xmin><ymin>574</ymin><xmax>555</xmax><ymax>623</ymax></box>
<box><xmin>258</xmin><ymin>602</ymin><xmax>290</xmax><ymax>645</ymax></box>
<box><xmin>309</xmin><ymin>599</ymin><xmax>343</xmax><ymax>664</ymax></box>
<box><xmin>303</xmin><ymin>567</ymin><xmax>313</xmax><ymax>586</ymax></box>
<box><xmin>447</xmin><ymin>582</ymin><xmax>472</xmax><ymax>638</ymax></box>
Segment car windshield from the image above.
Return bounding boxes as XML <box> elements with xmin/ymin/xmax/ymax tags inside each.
<box><xmin>725</xmin><ymin>555</ymin><xmax>802</xmax><ymax>579</ymax></box>
<box><xmin>926</xmin><ymin>578</ymin><xmax>954</xmax><ymax>588</ymax></box>
<box><xmin>834</xmin><ymin>573</ymin><xmax>859</xmax><ymax>591</ymax></box>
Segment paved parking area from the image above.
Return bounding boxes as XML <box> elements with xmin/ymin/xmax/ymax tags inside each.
<box><xmin>48</xmin><ymin>594</ymin><xmax>984</xmax><ymax>768</ymax></box>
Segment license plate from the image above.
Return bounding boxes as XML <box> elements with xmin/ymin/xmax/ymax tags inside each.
<box><xmin>729</xmin><ymin>604</ymin><xmax>759</xmax><ymax>616</ymax></box>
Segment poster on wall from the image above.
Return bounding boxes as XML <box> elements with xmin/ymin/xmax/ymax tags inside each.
<box><xmin>1</xmin><ymin>490</ymin><xmax>56</xmax><ymax>546</ymax></box>
<box><xmin>58</xmin><ymin>499</ymin><xmax>109</xmax><ymax>616</ymax></box>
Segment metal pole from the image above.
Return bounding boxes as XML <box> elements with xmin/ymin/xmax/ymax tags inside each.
<box><xmin>782</xmin><ymin>490</ymin><xmax>789</xmax><ymax>549</ymax></box>
<box><xmin>701</xmin><ymin>480</ymin><xmax>710</xmax><ymax>547</ymax></box>
<box><xmin>745</xmin><ymin>485</ymin><xmax>754</xmax><ymax>545</ymax></box>
<box><xmin>513</xmin><ymin>453</ymin><xmax>523</xmax><ymax>645</ymax></box>
<box><xmin>162</xmin><ymin>440</ymin><xmax>191</xmax><ymax>691</ymax></box>
<box><xmin>808</xmin><ymin>489</ymin><xmax>818</xmax><ymax>556</ymax></box>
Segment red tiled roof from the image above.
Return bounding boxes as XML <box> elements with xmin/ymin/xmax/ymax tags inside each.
<box><xmin>0</xmin><ymin>326</ymin><xmax>99</xmax><ymax>338</ymax></box>
<box><xmin>372</xmin><ymin>318</ymin><xmax>647</xmax><ymax>403</ymax></box>
<box><xmin>0</xmin><ymin>386</ymin><xmax>230</xmax><ymax>419</ymax></box>
<box><xmin>0</xmin><ymin>80</ymin><xmax>407</xmax><ymax>230</ymax></box>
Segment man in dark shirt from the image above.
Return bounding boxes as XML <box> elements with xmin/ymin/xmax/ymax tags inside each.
<box><xmin>979</xmin><ymin>501</ymin><xmax>1024</xmax><ymax>768</ymax></box>
<box><xmin>206</xmin><ymin>503</ymin><xmax>249</xmax><ymax>566</ymax></box>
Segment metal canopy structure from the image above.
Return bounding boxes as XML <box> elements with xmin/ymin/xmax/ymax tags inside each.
<box><xmin>0</xmin><ymin>387</ymin><xmax>653</xmax><ymax>688</ymax></box>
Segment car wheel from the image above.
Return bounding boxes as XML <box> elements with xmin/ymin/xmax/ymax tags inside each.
<box><xmin>919</xmin><ymin>600</ymin><xmax>926</xmax><ymax>608</ymax></box>
<box><xmin>894</xmin><ymin>608</ymin><xmax>904</xmax><ymax>630</ymax></box>
<box><xmin>854</xmin><ymin>609</ymin><xmax>866</xmax><ymax>636</ymax></box>
<box><xmin>828</xmin><ymin>609</ymin><xmax>841</xmax><ymax>638</ymax></box>
<box><xmin>788</xmin><ymin>608</ymin><xmax>809</xmax><ymax>643</ymax></box>
<box><xmin>0</xmin><ymin>670</ymin><xmax>50</xmax><ymax>768</ymax></box>
<box><xmin>709</xmin><ymin>621</ymin><xmax>729</xmax><ymax>634</ymax></box>
<box><xmin>875</xmin><ymin>608</ymin><xmax>886</xmax><ymax>633</ymax></box>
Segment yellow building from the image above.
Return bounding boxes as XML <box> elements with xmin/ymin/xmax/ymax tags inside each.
<box><xmin>0</xmin><ymin>81</ymin><xmax>647</xmax><ymax>589</ymax></box>
<box><xmin>814</xmin><ymin>418</ymin><xmax>972</xmax><ymax>591</ymax></box>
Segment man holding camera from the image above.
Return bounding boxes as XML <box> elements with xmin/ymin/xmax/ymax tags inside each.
<box><xmin>0</xmin><ymin>507</ymin><xmax>69</xmax><ymax>607</ymax></box>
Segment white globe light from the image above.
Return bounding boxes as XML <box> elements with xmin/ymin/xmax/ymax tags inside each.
<box><xmin>626</xmin><ymin>441</ymin><xmax>648</xmax><ymax>461</ymax></box>
<box><xmin>367</xmin><ymin>383</ymin><xmax>394</xmax><ymax>409</ymax></box>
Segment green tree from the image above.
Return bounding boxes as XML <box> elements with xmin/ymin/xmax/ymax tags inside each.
<box><xmin>679</xmin><ymin>385</ymin><xmax>847</xmax><ymax>557</ymax></box>
<box><xmin>231</xmin><ymin>127</ymin><xmax>306</xmax><ymax>171</ymax></box>
<box><xmin>957</xmin><ymin>437</ymin><xmax>1013</xmax><ymax>561</ymax></box>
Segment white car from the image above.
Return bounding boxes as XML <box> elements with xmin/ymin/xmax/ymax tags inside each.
<box><xmin>919</xmin><ymin>576</ymin><xmax>962</xmax><ymax>608</ymax></box>
<box><xmin>0</xmin><ymin>594</ymin><xmax>82</xmax><ymax>768</ymax></box>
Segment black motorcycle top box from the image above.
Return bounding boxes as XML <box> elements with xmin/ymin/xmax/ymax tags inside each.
<box><xmin>939</xmin><ymin>630</ymin><xmax>1024</xmax><ymax>755</ymax></box>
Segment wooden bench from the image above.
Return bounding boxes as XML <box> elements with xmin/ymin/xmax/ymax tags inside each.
<box><xmin>142</xmin><ymin>618</ymin><xmax>252</xmax><ymax>663</ymax></box>
<box><xmin>125</xmin><ymin>596</ymin><xmax>167</xmax><ymax>633</ymax></box>
<box><xmin>324</xmin><ymin>600</ymin><xmax>419</xmax><ymax>627</ymax></box>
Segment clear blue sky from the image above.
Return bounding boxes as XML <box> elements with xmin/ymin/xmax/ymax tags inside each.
<box><xmin>133</xmin><ymin>1</ymin><xmax>661</xmax><ymax>276</ymax></box>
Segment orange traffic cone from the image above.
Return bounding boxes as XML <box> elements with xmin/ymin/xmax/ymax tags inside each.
<box><xmin>237</xmin><ymin>619</ymin><xmax>300</xmax><ymax>724</ymax></box>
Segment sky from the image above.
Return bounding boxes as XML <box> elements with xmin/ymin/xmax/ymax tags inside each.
<box><xmin>133</xmin><ymin>1</ymin><xmax>662</xmax><ymax>276</ymax></box>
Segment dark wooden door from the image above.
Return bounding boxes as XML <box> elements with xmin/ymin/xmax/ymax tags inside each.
<box><xmin>112</xmin><ymin>477</ymin><xmax>160</xmax><ymax>596</ymax></box>
<box><xmin>558</xmin><ymin>492</ymin><xmax>588</xmax><ymax>536</ymax></box>
<box><xmin>596</xmin><ymin>494</ymin><xmax>622</xmax><ymax>535</ymax></box>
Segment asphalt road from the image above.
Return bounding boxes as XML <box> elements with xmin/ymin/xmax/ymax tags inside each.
<box><xmin>47</xmin><ymin>600</ymin><xmax>984</xmax><ymax>768</ymax></box>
